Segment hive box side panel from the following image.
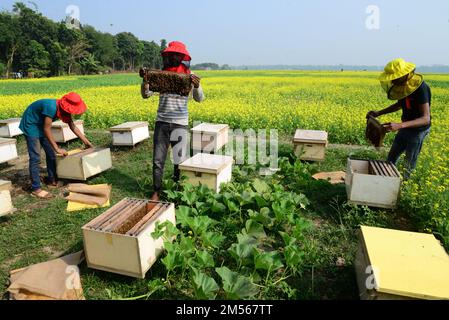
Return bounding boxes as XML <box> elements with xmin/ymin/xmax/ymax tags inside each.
<box><xmin>0</xmin><ymin>143</ymin><xmax>18</xmax><ymax>164</ymax></box>
<box><xmin>192</xmin><ymin>129</ymin><xmax>229</xmax><ymax>152</ymax></box>
<box><xmin>0</xmin><ymin>124</ymin><xmax>10</xmax><ymax>137</ymax></box>
<box><xmin>294</xmin><ymin>142</ymin><xmax>326</xmax><ymax>161</ymax></box>
<box><xmin>9</xmin><ymin>121</ymin><xmax>23</xmax><ymax>137</ymax></box>
<box><xmin>112</xmin><ymin>131</ymin><xmax>134</xmax><ymax>146</ymax></box>
<box><xmin>56</xmin><ymin>156</ymin><xmax>84</xmax><ymax>180</ymax></box>
<box><xmin>350</xmin><ymin>173</ymin><xmax>401</xmax><ymax>208</ymax></box>
<box><xmin>83</xmin><ymin>229</ymin><xmax>142</xmax><ymax>278</ymax></box>
<box><xmin>51</xmin><ymin>128</ymin><xmax>65</xmax><ymax>143</ymax></box>
<box><xmin>131</xmin><ymin>126</ymin><xmax>150</xmax><ymax>145</ymax></box>
<box><xmin>136</xmin><ymin>204</ymin><xmax>176</xmax><ymax>277</ymax></box>
<box><xmin>62</xmin><ymin>126</ymin><xmax>79</xmax><ymax>142</ymax></box>
<box><xmin>217</xmin><ymin>128</ymin><xmax>229</xmax><ymax>150</ymax></box>
<box><xmin>192</xmin><ymin>132</ymin><xmax>216</xmax><ymax>152</ymax></box>
<box><xmin>52</xmin><ymin>122</ymin><xmax>84</xmax><ymax>143</ymax></box>
<box><xmin>0</xmin><ymin>122</ymin><xmax>22</xmax><ymax>137</ymax></box>
<box><xmin>216</xmin><ymin>163</ymin><xmax>233</xmax><ymax>192</ymax></box>
<box><xmin>181</xmin><ymin>170</ymin><xmax>218</xmax><ymax>192</ymax></box>
<box><xmin>82</xmin><ymin>149</ymin><xmax>112</xmax><ymax>179</ymax></box>
<box><xmin>0</xmin><ymin>190</ymin><xmax>13</xmax><ymax>216</ymax></box>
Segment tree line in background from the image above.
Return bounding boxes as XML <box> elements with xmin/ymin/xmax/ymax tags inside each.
<box><xmin>0</xmin><ymin>2</ymin><xmax>167</xmax><ymax>78</ymax></box>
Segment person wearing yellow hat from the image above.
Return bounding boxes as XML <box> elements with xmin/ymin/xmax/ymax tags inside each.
<box><xmin>367</xmin><ymin>58</ymin><xmax>431</xmax><ymax>178</ymax></box>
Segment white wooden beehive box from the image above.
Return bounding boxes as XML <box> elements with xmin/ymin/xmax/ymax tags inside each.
<box><xmin>354</xmin><ymin>226</ymin><xmax>449</xmax><ymax>300</ymax></box>
<box><xmin>179</xmin><ymin>153</ymin><xmax>234</xmax><ymax>193</ymax></box>
<box><xmin>82</xmin><ymin>198</ymin><xmax>176</xmax><ymax>278</ymax></box>
<box><xmin>0</xmin><ymin>118</ymin><xmax>23</xmax><ymax>137</ymax></box>
<box><xmin>0</xmin><ymin>180</ymin><xmax>15</xmax><ymax>217</ymax></box>
<box><xmin>56</xmin><ymin>148</ymin><xmax>112</xmax><ymax>181</ymax></box>
<box><xmin>293</xmin><ymin>129</ymin><xmax>328</xmax><ymax>161</ymax></box>
<box><xmin>346</xmin><ymin>159</ymin><xmax>401</xmax><ymax>209</ymax></box>
<box><xmin>0</xmin><ymin>138</ymin><xmax>18</xmax><ymax>164</ymax></box>
<box><xmin>191</xmin><ymin>123</ymin><xmax>229</xmax><ymax>153</ymax></box>
<box><xmin>51</xmin><ymin>120</ymin><xmax>84</xmax><ymax>143</ymax></box>
<box><xmin>109</xmin><ymin>121</ymin><xmax>150</xmax><ymax>147</ymax></box>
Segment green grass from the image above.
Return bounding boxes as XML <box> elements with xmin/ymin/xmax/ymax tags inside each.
<box><xmin>0</xmin><ymin>131</ymin><xmax>418</xmax><ymax>300</ymax></box>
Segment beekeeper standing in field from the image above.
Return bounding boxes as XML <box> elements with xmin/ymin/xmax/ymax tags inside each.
<box><xmin>19</xmin><ymin>92</ymin><xmax>94</xmax><ymax>198</ymax></box>
<box><xmin>367</xmin><ymin>58</ymin><xmax>431</xmax><ymax>178</ymax></box>
<box><xmin>141</xmin><ymin>41</ymin><xmax>205</xmax><ymax>201</ymax></box>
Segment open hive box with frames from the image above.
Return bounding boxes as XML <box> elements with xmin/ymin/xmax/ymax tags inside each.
<box><xmin>346</xmin><ymin>159</ymin><xmax>401</xmax><ymax>209</ymax></box>
<box><xmin>82</xmin><ymin>198</ymin><xmax>176</xmax><ymax>278</ymax></box>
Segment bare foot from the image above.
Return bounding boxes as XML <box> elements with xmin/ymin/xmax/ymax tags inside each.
<box><xmin>31</xmin><ymin>189</ymin><xmax>53</xmax><ymax>199</ymax></box>
<box><xmin>44</xmin><ymin>178</ymin><xmax>63</xmax><ymax>189</ymax></box>
<box><xmin>150</xmin><ymin>192</ymin><xmax>160</xmax><ymax>202</ymax></box>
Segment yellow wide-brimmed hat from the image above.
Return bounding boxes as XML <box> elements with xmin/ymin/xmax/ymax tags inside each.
<box><xmin>379</xmin><ymin>58</ymin><xmax>423</xmax><ymax>100</ymax></box>
<box><xmin>379</xmin><ymin>58</ymin><xmax>416</xmax><ymax>82</ymax></box>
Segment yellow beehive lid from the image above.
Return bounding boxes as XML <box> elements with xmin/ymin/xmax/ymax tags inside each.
<box><xmin>179</xmin><ymin>153</ymin><xmax>234</xmax><ymax>174</ymax></box>
<box><xmin>360</xmin><ymin>226</ymin><xmax>449</xmax><ymax>299</ymax></box>
<box><xmin>293</xmin><ymin>129</ymin><xmax>328</xmax><ymax>144</ymax></box>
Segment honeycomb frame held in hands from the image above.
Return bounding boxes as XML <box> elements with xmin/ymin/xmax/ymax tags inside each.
<box><xmin>139</xmin><ymin>68</ymin><xmax>192</xmax><ymax>96</ymax></box>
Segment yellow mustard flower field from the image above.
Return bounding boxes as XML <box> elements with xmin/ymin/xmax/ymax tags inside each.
<box><xmin>0</xmin><ymin>70</ymin><xmax>447</xmax><ymax>244</ymax></box>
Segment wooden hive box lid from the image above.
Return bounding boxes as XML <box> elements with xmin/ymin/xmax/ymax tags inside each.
<box><xmin>0</xmin><ymin>137</ymin><xmax>16</xmax><ymax>146</ymax></box>
<box><xmin>52</xmin><ymin>120</ymin><xmax>84</xmax><ymax>128</ymax></box>
<box><xmin>360</xmin><ymin>226</ymin><xmax>449</xmax><ymax>299</ymax></box>
<box><xmin>293</xmin><ymin>129</ymin><xmax>328</xmax><ymax>144</ymax></box>
<box><xmin>0</xmin><ymin>180</ymin><xmax>12</xmax><ymax>192</ymax></box>
<box><xmin>109</xmin><ymin>121</ymin><xmax>149</xmax><ymax>132</ymax></box>
<box><xmin>179</xmin><ymin>153</ymin><xmax>234</xmax><ymax>174</ymax></box>
<box><xmin>191</xmin><ymin>123</ymin><xmax>229</xmax><ymax>135</ymax></box>
<box><xmin>0</xmin><ymin>118</ymin><xmax>21</xmax><ymax>124</ymax></box>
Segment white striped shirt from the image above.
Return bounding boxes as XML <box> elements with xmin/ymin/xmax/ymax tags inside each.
<box><xmin>141</xmin><ymin>76</ymin><xmax>205</xmax><ymax>126</ymax></box>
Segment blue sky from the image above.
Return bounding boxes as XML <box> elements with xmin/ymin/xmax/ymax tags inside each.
<box><xmin>1</xmin><ymin>0</ymin><xmax>448</xmax><ymax>66</ymax></box>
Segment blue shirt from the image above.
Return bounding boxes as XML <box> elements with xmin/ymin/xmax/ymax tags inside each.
<box><xmin>19</xmin><ymin>99</ymin><xmax>58</xmax><ymax>137</ymax></box>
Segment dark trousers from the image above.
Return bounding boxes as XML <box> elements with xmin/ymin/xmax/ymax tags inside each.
<box><xmin>387</xmin><ymin>128</ymin><xmax>430</xmax><ymax>179</ymax></box>
<box><xmin>25</xmin><ymin>135</ymin><xmax>57</xmax><ymax>191</ymax></box>
<box><xmin>153</xmin><ymin>121</ymin><xmax>189</xmax><ymax>192</ymax></box>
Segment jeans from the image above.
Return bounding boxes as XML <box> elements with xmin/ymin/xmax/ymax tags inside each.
<box><xmin>25</xmin><ymin>135</ymin><xmax>57</xmax><ymax>191</ymax></box>
<box><xmin>153</xmin><ymin>121</ymin><xmax>190</xmax><ymax>192</ymax></box>
<box><xmin>387</xmin><ymin>128</ymin><xmax>430</xmax><ymax>179</ymax></box>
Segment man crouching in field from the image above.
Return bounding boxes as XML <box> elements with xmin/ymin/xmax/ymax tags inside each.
<box><xmin>19</xmin><ymin>92</ymin><xmax>94</xmax><ymax>198</ymax></box>
<box><xmin>367</xmin><ymin>58</ymin><xmax>431</xmax><ymax>179</ymax></box>
<box><xmin>141</xmin><ymin>41</ymin><xmax>205</xmax><ymax>201</ymax></box>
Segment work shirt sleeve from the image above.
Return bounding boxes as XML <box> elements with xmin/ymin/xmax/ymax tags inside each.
<box><xmin>193</xmin><ymin>85</ymin><xmax>205</xmax><ymax>103</ymax></box>
<box><xmin>42</xmin><ymin>102</ymin><xmax>57</xmax><ymax>119</ymax></box>
<box><xmin>414</xmin><ymin>84</ymin><xmax>430</xmax><ymax>105</ymax></box>
<box><xmin>141</xmin><ymin>82</ymin><xmax>154</xmax><ymax>99</ymax></box>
